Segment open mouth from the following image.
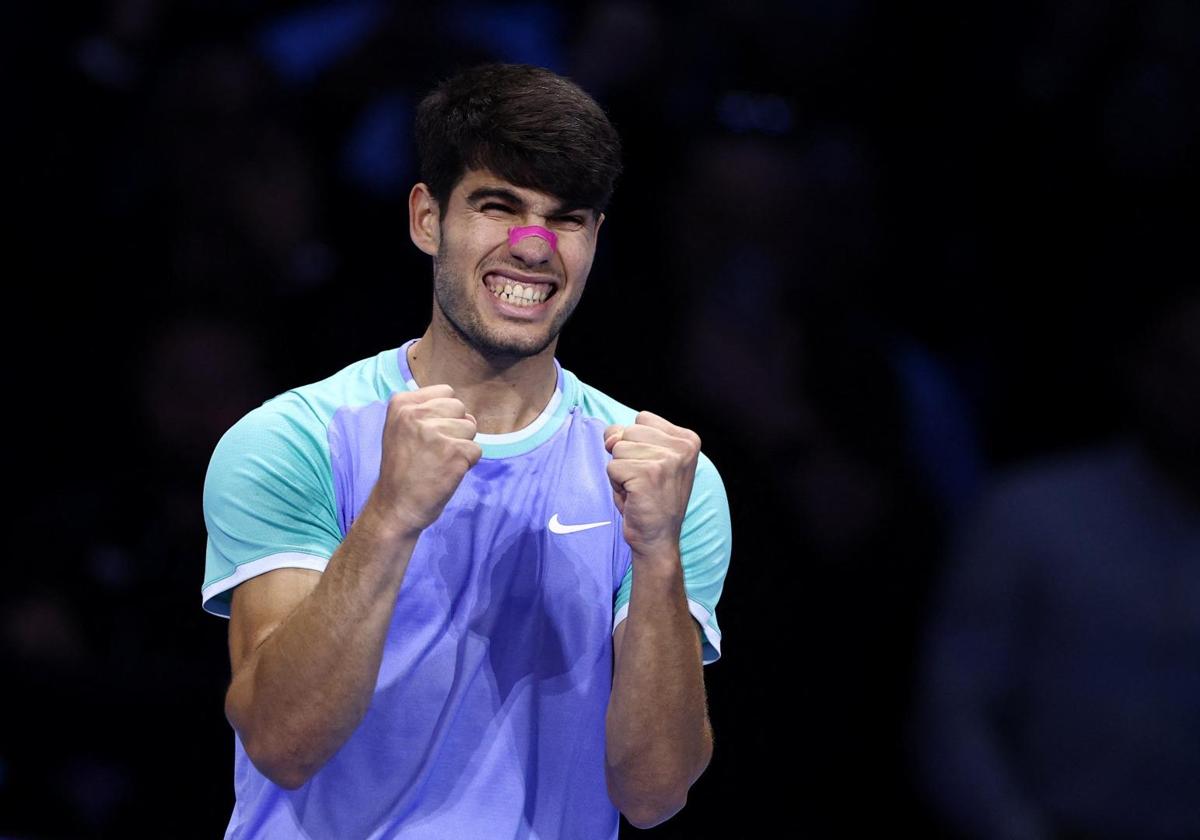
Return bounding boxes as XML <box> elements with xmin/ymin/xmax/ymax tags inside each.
<box><xmin>483</xmin><ymin>274</ymin><xmax>557</xmax><ymax>308</ymax></box>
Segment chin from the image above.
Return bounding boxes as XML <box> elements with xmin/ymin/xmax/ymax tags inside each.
<box><xmin>435</xmin><ymin>281</ymin><xmax>573</xmax><ymax>361</ymax></box>
<box><xmin>476</xmin><ymin>332</ymin><xmax>557</xmax><ymax>360</ymax></box>
<box><xmin>449</xmin><ymin>318</ymin><xmax>557</xmax><ymax>360</ymax></box>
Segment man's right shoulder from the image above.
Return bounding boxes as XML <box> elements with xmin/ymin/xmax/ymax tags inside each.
<box><xmin>209</xmin><ymin>346</ymin><xmax>405</xmax><ymax>475</ymax></box>
<box><xmin>201</xmin><ymin>365</ymin><xmax>371</xmax><ymax>619</ymax></box>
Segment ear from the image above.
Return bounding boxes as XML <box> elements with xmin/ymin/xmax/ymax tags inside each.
<box><xmin>409</xmin><ymin>183</ymin><xmax>440</xmax><ymax>256</ymax></box>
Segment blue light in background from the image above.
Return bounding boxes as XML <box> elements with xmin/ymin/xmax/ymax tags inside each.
<box><xmin>716</xmin><ymin>91</ymin><xmax>795</xmax><ymax>136</ymax></box>
<box><xmin>443</xmin><ymin>2</ymin><xmax>565</xmax><ymax>71</ymax></box>
<box><xmin>257</xmin><ymin>0</ymin><xmax>388</xmax><ymax>86</ymax></box>
<box><xmin>341</xmin><ymin>93</ymin><xmax>414</xmax><ymax>198</ymax></box>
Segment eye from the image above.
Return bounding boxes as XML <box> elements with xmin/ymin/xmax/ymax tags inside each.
<box><xmin>553</xmin><ymin>215</ymin><xmax>586</xmax><ymax>228</ymax></box>
<box><xmin>480</xmin><ymin>202</ymin><xmax>513</xmax><ymax>214</ymax></box>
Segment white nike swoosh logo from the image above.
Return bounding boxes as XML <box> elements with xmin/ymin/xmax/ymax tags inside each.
<box><xmin>548</xmin><ymin>514</ymin><xmax>612</xmax><ymax>535</ymax></box>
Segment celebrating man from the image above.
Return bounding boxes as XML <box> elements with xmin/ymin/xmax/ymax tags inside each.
<box><xmin>201</xmin><ymin>63</ymin><xmax>731</xmax><ymax>839</ymax></box>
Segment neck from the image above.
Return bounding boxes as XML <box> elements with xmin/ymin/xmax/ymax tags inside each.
<box><xmin>407</xmin><ymin>325</ymin><xmax>559</xmax><ymax>435</ymax></box>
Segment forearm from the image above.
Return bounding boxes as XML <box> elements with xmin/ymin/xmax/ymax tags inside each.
<box><xmin>606</xmin><ymin>547</ymin><xmax>712</xmax><ymax>828</ymax></box>
<box><xmin>225</xmin><ymin>504</ymin><xmax>418</xmax><ymax>788</ymax></box>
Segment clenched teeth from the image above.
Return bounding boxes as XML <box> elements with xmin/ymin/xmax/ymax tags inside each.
<box><xmin>485</xmin><ymin>276</ymin><xmax>553</xmax><ymax>306</ymax></box>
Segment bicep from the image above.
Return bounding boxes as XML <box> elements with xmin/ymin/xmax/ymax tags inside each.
<box><xmin>228</xmin><ymin>568</ymin><xmax>321</xmax><ymax>677</ymax></box>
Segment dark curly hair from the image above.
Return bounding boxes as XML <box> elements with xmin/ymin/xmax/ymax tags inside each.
<box><xmin>415</xmin><ymin>64</ymin><xmax>622</xmax><ymax>216</ymax></box>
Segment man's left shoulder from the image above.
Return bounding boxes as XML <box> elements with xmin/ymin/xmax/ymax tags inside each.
<box><xmin>566</xmin><ymin>370</ymin><xmax>638</xmax><ymax>428</ymax></box>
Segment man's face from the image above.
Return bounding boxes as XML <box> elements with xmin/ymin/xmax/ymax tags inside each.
<box><xmin>427</xmin><ymin>169</ymin><xmax>603</xmax><ymax>360</ymax></box>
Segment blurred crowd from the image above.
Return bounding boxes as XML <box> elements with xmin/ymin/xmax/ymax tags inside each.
<box><xmin>8</xmin><ymin>0</ymin><xmax>1198</xmax><ymax>837</ymax></box>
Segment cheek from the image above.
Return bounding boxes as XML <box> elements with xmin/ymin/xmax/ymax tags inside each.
<box><xmin>443</xmin><ymin>244</ymin><xmax>500</xmax><ymax>287</ymax></box>
<box><xmin>471</xmin><ymin>215</ymin><xmax>512</xmax><ymax>244</ymax></box>
<box><xmin>446</xmin><ymin>218</ymin><xmax>506</xmax><ymax>257</ymax></box>
<box><xmin>561</xmin><ymin>244</ymin><xmax>595</xmax><ymax>281</ymax></box>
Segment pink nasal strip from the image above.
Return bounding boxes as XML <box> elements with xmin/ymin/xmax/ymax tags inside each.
<box><xmin>508</xmin><ymin>225</ymin><xmax>558</xmax><ymax>252</ymax></box>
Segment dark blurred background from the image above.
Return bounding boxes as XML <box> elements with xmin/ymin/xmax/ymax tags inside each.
<box><xmin>7</xmin><ymin>1</ymin><xmax>1199</xmax><ymax>838</ymax></box>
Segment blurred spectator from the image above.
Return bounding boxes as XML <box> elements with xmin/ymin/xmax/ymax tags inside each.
<box><xmin>913</xmin><ymin>289</ymin><xmax>1200</xmax><ymax>839</ymax></box>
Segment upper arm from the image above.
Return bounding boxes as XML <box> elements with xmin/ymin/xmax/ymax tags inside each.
<box><xmin>611</xmin><ymin>616</ymin><xmax>704</xmax><ymax>676</ymax></box>
<box><xmin>228</xmin><ymin>567</ymin><xmax>322</xmax><ymax>678</ymax></box>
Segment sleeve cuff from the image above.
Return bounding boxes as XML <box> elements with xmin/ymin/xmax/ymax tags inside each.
<box><xmin>201</xmin><ymin>552</ymin><xmax>330</xmax><ymax>618</ymax></box>
<box><xmin>612</xmin><ymin>598</ymin><xmax>723</xmax><ymax>665</ymax></box>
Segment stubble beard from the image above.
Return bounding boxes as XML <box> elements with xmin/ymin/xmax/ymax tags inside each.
<box><xmin>431</xmin><ymin>252</ymin><xmax>578</xmax><ymax>362</ymax></box>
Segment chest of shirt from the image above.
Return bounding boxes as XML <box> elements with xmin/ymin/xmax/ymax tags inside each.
<box><xmin>330</xmin><ymin>406</ymin><xmax>628</xmax><ymax>612</ymax></box>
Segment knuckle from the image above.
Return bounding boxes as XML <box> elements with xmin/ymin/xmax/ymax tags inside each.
<box><xmin>393</xmin><ymin>404</ymin><xmax>417</xmax><ymax>426</ymax></box>
<box><xmin>418</xmin><ymin>419</ymin><xmax>442</xmax><ymax>441</ymax></box>
<box><xmin>402</xmin><ymin>395</ymin><xmax>427</xmax><ymax>413</ymax></box>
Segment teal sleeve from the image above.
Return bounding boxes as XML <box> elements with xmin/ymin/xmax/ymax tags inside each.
<box><xmin>201</xmin><ymin>396</ymin><xmax>343</xmax><ymax>617</ymax></box>
<box><xmin>613</xmin><ymin>451</ymin><xmax>733</xmax><ymax>664</ymax></box>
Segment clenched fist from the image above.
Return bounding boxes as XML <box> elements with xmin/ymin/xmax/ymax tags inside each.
<box><xmin>366</xmin><ymin>384</ymin><xmax>482</xmax><ymax>537</ymax></box>
<box><xmin>604</xmin><ymin>411</ymin><xmax>702</xmax><ymax>557</ymax></box>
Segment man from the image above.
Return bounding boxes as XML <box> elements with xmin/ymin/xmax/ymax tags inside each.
<box><xmin>201</xmin><ymin>63</ymin><xmax>731</xmax><ymax>839</ymax></box>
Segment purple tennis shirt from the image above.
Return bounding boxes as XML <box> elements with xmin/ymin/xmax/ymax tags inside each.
<box><xmin>202</xmin><ymin>340</ymin><xmax>731</xmax><ymax>839</ymax></box>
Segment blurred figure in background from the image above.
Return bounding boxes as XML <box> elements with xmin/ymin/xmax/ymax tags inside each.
<box><xmin>913</xmin><ymin>287</ymin><xmax>1200</xmax><ymax>840</ymax></box>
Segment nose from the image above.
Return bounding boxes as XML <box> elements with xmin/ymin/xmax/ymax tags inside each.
<box><xmin>508</xmin><ymin>225</ymin><xmax>558</xmax><ymax>265</ymax></box>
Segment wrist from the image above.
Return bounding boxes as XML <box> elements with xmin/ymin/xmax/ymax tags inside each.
<box><xmin>356</xmin><ymin>496</ymin><xmax>425</xmax><ymax>545</ymax></box>
<box><xmin>630</xmin><ymin>542</ymin><xmax>683</xmax><ymax>575</ymax></box>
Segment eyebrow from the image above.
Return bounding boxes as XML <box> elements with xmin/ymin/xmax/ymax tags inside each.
<box><xmin>465</xmin><ymin>186</ymin><xmax>589</xmax><ymax>218</ymax></box>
